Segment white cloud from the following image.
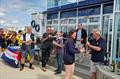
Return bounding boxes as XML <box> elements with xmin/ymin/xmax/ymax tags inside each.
<box><xmin>0</xmin><ymin>0</ymin><xmax>46</xmax><ymax>27</ymax></box>
<box><xmin>0</xmin><ymin>7</ymin><xmax>7</xmax><ymax>12</ymax></box>
<box><xmin>5</xmin><ymin>23</ymin><xmax>11</xmax><ymax>26</ymax></box>
<box><xmin>25</xmin><ymin>7</ymin><xmax>42</xmax><ymax>14</ymax></box>
<box><xmin>6</xmin><ymin>23</ymin><xmax>11</xmax><ymax>26</ymax></box>
<box><xmin>12</xmin><ymin>20</ymin><xmax>19</xmax><ymax>24</ymax></box>
<box><xmin>0</xmin><ymin>12</ymin><xmax>6</xmax><ymax>16</ymax></box>
<box><xmin>0</xmin><ymin>0</ymin><xmax>46</xmax><ymax>15</ymax></box>
<box><xmin>2</xmin><ymin>0</ymin><xmax>45</xmax><ymax>12</ymax></box>
<box><xmin>0</xmin><ymin>19</ymin><xmax>6</xmax><ymax>24</ymax></box>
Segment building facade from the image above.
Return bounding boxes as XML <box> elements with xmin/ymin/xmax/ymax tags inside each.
<box><xmin>112</xmin><ymin>0</ymin><xmax>120</xmax><ymax>61</ymax></box>
<box><xmin>31</xmin><ymin>12</ymin><xmax>45</xmax><ymax>37</ymax></box>
<box><xmin>43</xmin><ymin>0</ymin><xmax>120</xmax><ymax>64</ymax></box>
<box><xmin>47</xmin><ymin>0</ymin><xmax>85</xmax><ymax>9</ymax></box>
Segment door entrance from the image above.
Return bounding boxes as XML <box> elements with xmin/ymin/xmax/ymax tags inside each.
<box><xmin>102</xmin><ymin>14</ymin><xmax>113</xmax><ymax>53</ymax></box>
<box><xmin>107</xmin><ymin>18</ymin><xmax>112</xmax><ymax>52</ymax></box>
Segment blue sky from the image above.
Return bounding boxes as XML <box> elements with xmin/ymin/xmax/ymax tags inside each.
<box><xmin>0</xmin><ymin>0</ymin><xmax>46</xmax><ymax>28</ymax></box>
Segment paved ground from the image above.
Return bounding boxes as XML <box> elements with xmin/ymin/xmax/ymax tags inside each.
<box><xmin>0</xmin><ymin>59</ymin><xmax>83</xmax><ymax>79</ymax></box>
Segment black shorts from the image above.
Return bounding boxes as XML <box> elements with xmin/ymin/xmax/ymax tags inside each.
<box><xmin>63</xmin><ymin>56</ymin><xmax>74</xmax><ymax>65</ymax></box>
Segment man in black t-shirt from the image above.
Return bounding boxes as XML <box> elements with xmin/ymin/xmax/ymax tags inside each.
<box><xmin>41</xmin><ymin>27</ymin><xmax>54</xmax><ymax>71</ymax></box>
<box><xmin>86</xmin><ymin>28</ymin><xmax>107</xmax><ymax>79</ymax></box>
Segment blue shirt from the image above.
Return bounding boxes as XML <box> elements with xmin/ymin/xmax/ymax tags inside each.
<box><xmin>91</xmin><ymin>37</ymin><xmax>107</xmax><ymax>62</ymax></box>
<box><xmin>77</xmin><ymin>30</ymin><xmax>81</xmax><ymax>40</ymax></box>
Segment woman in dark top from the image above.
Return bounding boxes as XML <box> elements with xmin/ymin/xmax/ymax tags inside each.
<box><xmin>63</xmin><ymin>29</ymin><xmax>80</xmax><ymax>79</ymax></box>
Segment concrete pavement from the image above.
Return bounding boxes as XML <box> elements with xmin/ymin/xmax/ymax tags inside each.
<box><xmin>0</xmin><ymin>59</ymin><xmax>83</xmax><ymax>79</ymax></box>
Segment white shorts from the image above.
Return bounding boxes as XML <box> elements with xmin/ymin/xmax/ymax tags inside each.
<box><xmin>76</xmin><ymin>41</ymin><xmax>83</xmax><ymax>47</ymax></box>
<box><xmin>90</xmin><ymin>61</ymin><xmax>103</xmax><ymax>73</ymax></box>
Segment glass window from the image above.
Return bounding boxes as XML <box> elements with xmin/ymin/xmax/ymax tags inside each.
<box><xmin>102</xmin><ymin>16</ymin><xmax>111</xmax><ymax>51</ymax></box>
<box><xmin>47</xmin><ymin>20</ymin><xmax>52</xmax><ymax>24</ymax></box>
<box><xmin>42</xmin><ymin>21</ymin><xmax>44</xmax><ymax>26</ymax></box>
<box><xmin>61</xmin><ymin>19</ymin><xmax>68</xmax><ymax>24</ymax></box>
<box><xmin>89</xmin><ymin>17</ymin><xmax>100</xmax><ymax>22</ymax></box>
<box><xmin>115</xmin><ymin>0</ymin><xmax>120</xmax><ymax>11</ymax></box>
<box><xmin>78</xmin><ymin>6</ymin><xmax>100</xmax><ymax>16</ymax></box>
<box><xmin>53</xmin><ymin>20</ymin><xmax>58</xmax><ymax>24</ymax></box>
<box><xmin>47</xmin><ymin>0</ymin><xmax>54</xmax><ymax>8</ymax></box>
<box><xmin>60</xmin><ymin>26</ymin><xmax>67</xmax><ymax>33</ymax></box>
<box><xmin>103</xmin><ymin>3</ymin><xmax>113</xmax><ymax>14</ymax></box>
<box><xmin>78</xmin><ymin>18</ymin><xmax>87</xmax><ymax>23</ymax></box>
<box><xmin>69</xmin><ymin>19</ymin><xmax>76</xmax><ymax>24</ymax></box>
<box><xmin>47</xmin><ymin>0</ymin><xmax>59</xmax><ymax>8</ymax></box>
<box><xmin>60</xmin><ymin>25</ymin><xmax>76</xmax><ymax>33</ymax></box>
<box><xmin>87</xmin><ymin>25</ymin><xmax>99</xmax><ymax>36</ymax></box>
<box><xmin>60</xmin><ymin>0</ymin><xmax>69</xmax><ymax>6</ymax></box>
<box><xmin>102</xmin><ymin>16</ymin><xmax>109</xmax><ymax>39</ymax></box>
<box><xmin>53</xmin><ymin>26</ymin><xmax>58</xmax><ymax>30</ymax></box>
<box><xmin>114</xmin><ymin>13</ymin><xmax>120</xmax><ymax>58</ymax></box>
<box><xmin>61</xmin><ymin>10</ymin><xmax>77</xmax><ymax>18</ymax></box>
<box><xmin>47</xmin><ymin>13</ymin><xmax>58</xmax><ymax>19</ymax></box>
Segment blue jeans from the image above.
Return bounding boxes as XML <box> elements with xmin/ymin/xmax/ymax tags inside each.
<box><xmin>56</xmin><ymin>52</ymin><xmax>63</xmax><ymax>72</ymax></box>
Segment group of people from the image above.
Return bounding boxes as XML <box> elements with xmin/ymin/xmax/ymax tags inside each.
<box><xmin>63</xmin><ymin>25</ymin><xmax>106</xmax><ymax>79</ymax></box>
<box><xmin>0</xmin><ymin>23</ymin><xmax>107</xmax><ymax>79</ymax></box>
<box><xmin>0</xmin><ymin>28</ymin><xmax>23</xmax><ymax>51</ymax></box>
<box><xmin>0</xmin><ymin>27</ymin><xmax>36</xmax><ymax>70</ymax></box>
<box><xmin>40</xmin><ymin>24</ymin><xmax>107</xmax><ymax>79</ymax></box>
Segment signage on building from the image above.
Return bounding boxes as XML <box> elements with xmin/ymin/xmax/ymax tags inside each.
<box><xmin>31</xmin><ymin>20</ymin><xmax>40</xmax><ymax>32</ymax></box>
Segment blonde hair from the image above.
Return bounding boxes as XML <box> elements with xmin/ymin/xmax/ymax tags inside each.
<box><xmin>92</xmin><ymin>28</ymin><xmax>101</xmax><ymax>35</ymax></box>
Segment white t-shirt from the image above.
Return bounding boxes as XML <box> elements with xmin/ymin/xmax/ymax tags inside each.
<box><xmin>26</xmin><ymin>33</ymin><xmax>31</xmax><ymax>41</ymax></box>
<box><xmin>21</xmin><ymin>33</ymin><xmax>31</xmax><ymax>41</ymax></box>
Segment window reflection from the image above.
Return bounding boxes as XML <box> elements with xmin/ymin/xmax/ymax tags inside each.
<box><xmin>47</xmin><ymin>20</ymin><xmax>52</xmax><ymax>24</ymax></box>
<box><xmin>87</xmin><ymin>25</ymin><xmax>99</xmax><ymax>36</ymax></box>
<box><xmin>102</xmin><ymin>15</ymin><xmax>112</xmax><ymax>52</ymax></box>
<box><xmin>53</xmin><ymin>26</ymin><xmax>58</xmax><ymax>30</ymax></box>
<box><xmin>53</xmin><ymin>20</ymin><xmax>58</xmax><ymax>24</ymax></box>
<box><xmin>61</xmin><ymin>19</ymin><xmax>68</xmax><ymax>24</ymax></box>
<box><xmin>60</xmin><ymin>26</ymin><xmax>67</xmax><ymax>33</ymax></box>
<box><xmin>89</xmin><ymin>17</ymin><xmax>100</xmax><ymax>22</ymax></box>
<box><xmin>102</xmin><ymin>16</ymin><xmax>109</xmax><ymax>40</ymax></box>
<box><xmin>116</xmin><ymin>0</ymin><xmax>120</xmax><ymax>11</ymax></box>
<box><xmin>69</xmin><ymin>19</ymin><xmax>76</xmax><ymax>24</ymax></box>
<box><xmin>115</xmin><ymin>13</ymin><xmax>120</xmax><ymax>58</ymax></box>
<box><xmin>78</xmin><ymin>18</ymin><xmax>87</xmax><ymax>23</ymax></box>
<box><xmin>60</xmin><ymin>25</ymin><xmax>76</xmax><ymax>33</ymax></box>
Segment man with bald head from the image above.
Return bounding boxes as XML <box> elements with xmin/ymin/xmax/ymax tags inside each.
<box><xmin>41</xmin><ymin>26</ymin><xmax>54</xmax><ymax>71</ymax></box>
<box><xmin>20</xmin><ymin>26</ymin><xmax>35</xmax><ymax>71</ymax></box>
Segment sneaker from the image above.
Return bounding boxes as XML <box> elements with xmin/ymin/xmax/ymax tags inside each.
<box><xmin>20</xmin><ymin>67</ymin><xmax>24</xmax><ymax>71</ymax></box>
<box><xmin>29</xmin><ymin>66</ymin><xmax>34</xmax><ymax>70</ymax></box>
<box><xmin>54</xmin><ymin>72</ymin><xmax>61</xmax><ymax>75</ymax></box>
<box><xmin>54</xmin><ymin>69</ymin><xmax>58</xmax><ymax>72</ymax></box>
<box><xmin>42</xmin><ymin>68</ymin><xmax>46</xmax><ymax>72</ymax></box>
